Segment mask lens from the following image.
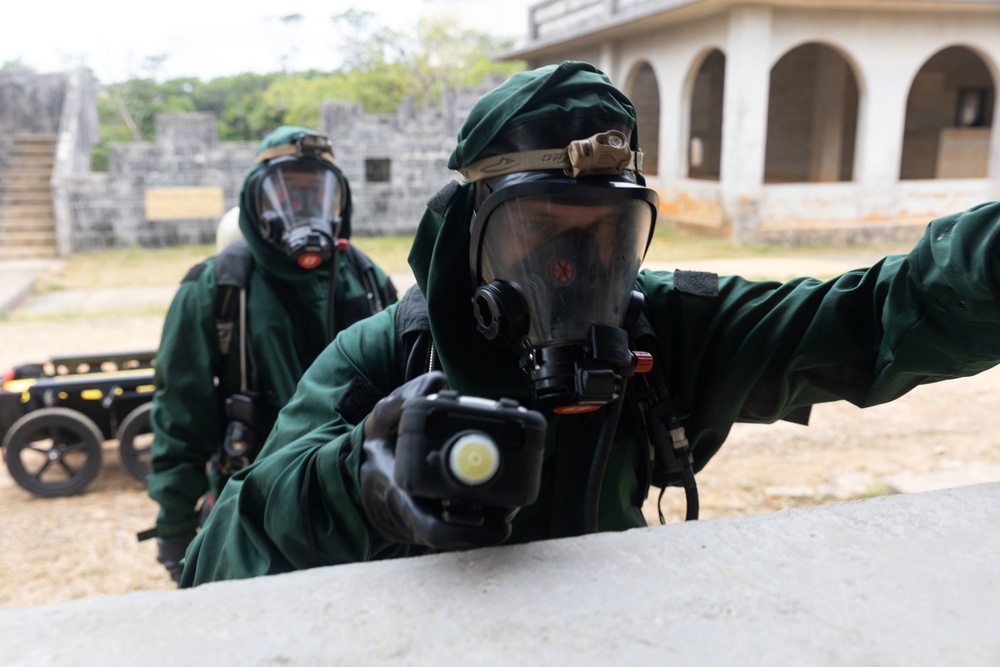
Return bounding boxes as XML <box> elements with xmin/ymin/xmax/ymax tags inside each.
<box><xmin>254</xmin><ymin>161</ymin><xmax>343</xmax><ymax>240</ymax></box>
<box><xmin>478</xmin><ymin>190</ymin><xmax>653</xmax><ymax>347</ymax></box>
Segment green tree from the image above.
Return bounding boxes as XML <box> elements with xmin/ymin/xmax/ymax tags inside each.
<box><xmin>89</xmin><ymin>15</ymin><xmax>525</xmax><ymax>169</ymax></box>
<box><xmin>190</xmin><ymin>73</ymin><xmax>282</xmax><ymax>141</ymax></box>
<box><xmin>330</xmin><ymin>12</ymin><xmax>525</xmax><ymax>112</ymax></box>
<box><xmin>1</xmin><ymin>58</ymin><xmax>36</xmax><ymax>73</ymax></box>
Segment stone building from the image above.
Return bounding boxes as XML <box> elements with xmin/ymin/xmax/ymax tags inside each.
<box><xmin>503</xmin><ymin>0</ymin><xmax>1000</xmax><ymax>242</ymax></box>
<box><xmin>0</xmin><ymin>68</ymin><xmax>495</xmax><ymax>258</ymax></box>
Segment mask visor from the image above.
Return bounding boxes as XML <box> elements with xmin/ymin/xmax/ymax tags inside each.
<box><xmin>476</xmin><ymin>184</ymin><xmax>655</xmax><ymax>348</ymax></box>
<box><xmin>255</xmin><ymin>160</ymin><xmax>344</xmax><ymax>266</ymax></box>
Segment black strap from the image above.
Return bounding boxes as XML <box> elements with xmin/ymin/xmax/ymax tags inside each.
<box><xmin>300</xmin><ymin>448</ymin><xmax>322</xmax><ymax>562</ymax></box>
<box><xmin>395</xmin><ymin>286</ymin><xmax>434</xmax><ymax>383</ymax></box>
<box><xmin>627</xmin><ymin>327</ymin><xmax>699</xmax><ymax>523</ymax></box>
<box><xmin>343</xmin><ymin>243</ymin><xmax>386</xmax><ymax>315</ymax></box>
<box><xmin>213</xmin><ymin>241</ymin><xmax>256</xmax><ymax>387</ymax></box>
<box><xmin>549</xmin><ymin>415</ymin><xmax>582</xmax><ymax>538</ymax></box>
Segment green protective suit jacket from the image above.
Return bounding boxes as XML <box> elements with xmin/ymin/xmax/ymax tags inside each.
<box><xmin>180</xmin><ymin>199</ymin><xmax>1000</xmax><ymax>586</ymax></box>
<box><xmin>147</xmin><ymin>245</ymin><xmax>396</xmax><ymax>540</ymax></box>
<box><xmin>148</xmin><ymin>125</ymin><xmax>399</xmax><ymax>542</ymax></box>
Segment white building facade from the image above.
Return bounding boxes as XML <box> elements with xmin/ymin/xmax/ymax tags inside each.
<box><xmin>504</xmin><ymin>0</ymin><xmax>1000</xmax><ymax>242</ymax></box>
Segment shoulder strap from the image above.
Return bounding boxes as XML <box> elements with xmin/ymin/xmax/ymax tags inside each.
<box><xmin>333</xmin><ymin>283</ymin><xmax>432</xmax><ymax>426</ymax></box>
<box><xmin>213</xmin><ymin>241</ymin><xmax>255</xmax><ymax>392</ymax></box>
<box><xmin>626</xmin><ymin>310</ymin><xmax>699</xmax><ymax>522</ymax></box>
<box><xmin>393</xmin><ymin>285</ymin><xmax>436</xmax><ymax>382</ymax></box>
<box><xmin>342</xmin><ymin>242</ymin><xmax>395</xmax><ymax>315</ymax></box>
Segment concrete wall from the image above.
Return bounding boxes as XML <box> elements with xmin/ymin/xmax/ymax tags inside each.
<box><xmin>1</xmin><ymin>483</ymin><xmax>997</xmax><ymax>666</ymax></box>
<box><xmin>322</xmin><ymin>80</ymin><xmax>498</xmax><ymax>236</ymax></box>
<box><xmin>64</xmin><ymin>114</ymin><xmax>256</xmax><ymax>250</ymax></box>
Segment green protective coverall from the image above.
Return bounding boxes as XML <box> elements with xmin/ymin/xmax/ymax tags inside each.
<box><xmin>147</xmin><ymin>126</ymin><xmax>397</xmax><ymax>542</ymax></box>
<box><xmin>180</xmin><ymin>63</ymin><xmax>1000</xmax><ymax>586</ymax></box>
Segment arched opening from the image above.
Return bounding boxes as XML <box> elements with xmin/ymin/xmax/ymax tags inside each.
<box><xmin>629</xmin><ymin>62</ymin><xmax>660</xmax><ymax>176</ymax></box>
<box><xmin>900</xmin><ymin>46</ymin><xmax>995</xmax><ymax>180</ymax></box>
<box><xmin>687</xmin><ymin>49</ymin><xmax>725</xmax><ymax>181</ymax></box>
<box><xmin>764</xmin><ymin>43</ymin><xmax>859</xmax><ymax>183</ymax></box>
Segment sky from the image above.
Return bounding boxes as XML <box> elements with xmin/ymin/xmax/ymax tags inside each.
<box><xmin>1</xmin><ymin>0</ymin><xmax>532</xmax><ymax>83</ymax></box>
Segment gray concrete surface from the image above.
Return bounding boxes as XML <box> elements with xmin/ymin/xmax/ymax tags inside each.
<box><xmin>0</xmin><ymin>483</ymin><xmax>997</xmax><ymax>666</ymax></box>
<box><xmin>0</xmin><ymin>259</ymin><xmax>60</xmax><ymax>317</ymax></box>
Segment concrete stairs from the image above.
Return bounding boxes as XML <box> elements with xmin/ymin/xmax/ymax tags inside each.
<box><xmin>0</xmin><ymin>134</ymin><xmax>59</xmax><ymax>260</ymax></box>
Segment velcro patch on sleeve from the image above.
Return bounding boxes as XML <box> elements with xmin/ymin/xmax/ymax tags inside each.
<box><xmin>674</xmin><ymin>270</ymin><xmax>719</xmax><ymax>297</ymax></box>
<box><xmin>426</xmin><ymin>181</ymin><xmax>460</xmax><ymax>216</ymax></box>
<box><xmin>335</xmin><ymin>376</ymin><xmax>386</xmax><ymax>425</ymax></box>
<box><xmin>181</xmin><ymin>262</ymin><xmax>207</xmax><ymax>283</ymax></box>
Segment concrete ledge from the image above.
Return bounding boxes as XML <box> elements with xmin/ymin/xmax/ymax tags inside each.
<box><xmin>2</xmin><ymin>483</ymin><xmax>998</xmax><ymax>666</ymax></box>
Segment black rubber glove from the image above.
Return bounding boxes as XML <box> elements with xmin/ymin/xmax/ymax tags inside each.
<box><xmin>156</xmin><ymin>535</ymin><xmax>193</xmax><ymax>584</ymax></box>
<box><xmin>360</xmin><ymin>371</ymin><xmax>515</xmax><ymax>551</ymax></box>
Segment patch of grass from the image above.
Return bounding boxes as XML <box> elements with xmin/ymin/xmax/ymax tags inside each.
<box><xmin>6</xmin><ymin>305</ymin><xmax>170</xmax><ymax>323</ymax></box>
<box><xmin>349</xmin><ymin>235</ymin><xmax>417</xmax><ymax>274</ymax></box>
<box><xmin>31</xmin><ymin>224</ymin><xmax>918</xmax><ymax>295</ymax></box>
<box><xmin>644</xmin><ymin>224</ymin><xmax>914</xmax><ymax>263</ymax></box>
<box><xmin>35</xmin><ymin>245</ymin><xmax>216</xmax><ymax>292</ymax></box>
<box><xmin>857</xmin><ymin>482</ymin><xmax>890</xmax><ymax>499</ymax></box>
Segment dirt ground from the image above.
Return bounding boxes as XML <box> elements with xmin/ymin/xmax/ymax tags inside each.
<box><xmin>2</xmin><ymin>312</ymin><xmax>999</xmax><ymax>609</ymax></box>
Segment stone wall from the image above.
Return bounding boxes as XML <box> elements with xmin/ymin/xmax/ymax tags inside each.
<box><xmin>0</xmin><ymin>72</ymin><xmax>66</xmax><ymax>137</ymax></box>
<box><xmin>66</xmin><ymin>114</ymin><xmax>256</xmax><ymax>250</ymax></box>
<box><xmin>1</xmin><ymin>69</ymin><xmax>505</xmax><ymax>252</ymax></box>
<box><xmin>55</xmin><ymin>81</ymin><xmax>497</xmax><ymax>251</ymax></box>
<box><xmin>321</xmin><ymin>80</ymin><xmax>499</xmax><ymax>236</ymax></box>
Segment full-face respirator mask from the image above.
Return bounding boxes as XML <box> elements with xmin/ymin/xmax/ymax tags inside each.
<box><xmin>249</xmin><ymin>133</ymin><xmax>346</xmax><ymax>269</ymax></box>
<box><xmin>465</xmin><ymin>130</ymin><xmax>658</xmax><ymax>414</ymax></box>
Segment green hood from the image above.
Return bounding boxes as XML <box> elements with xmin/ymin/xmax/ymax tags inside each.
<box><xmin>238</xmin><ymin>125</ymin><xmax>354</xmax><ymax>283</ymax></box>
<box><xmin>408</xmin><ymin>61</ymin><xmax>642</xmax><ymax>398</ymax></box>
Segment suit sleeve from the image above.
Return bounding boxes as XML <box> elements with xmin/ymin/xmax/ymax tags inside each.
<box><xmin>147</xmin><ymin>267</ymin><xmax>224</xmax><ymax>539</ymax></box>
<box><xmin>638</xmin><ymin>201</ymin><xmax>1000</xmax><ymax>470</ymax></box>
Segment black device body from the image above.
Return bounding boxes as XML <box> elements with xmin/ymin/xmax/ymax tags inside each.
<box><xmin>222</xmin><ymin>393</ymin><xmax>258</xmax><ymax>460</ymax></box>
<box><xmin>393</xmin><ymin>391</ymin><xmax>547</xmax><ymax>511</ymax></box>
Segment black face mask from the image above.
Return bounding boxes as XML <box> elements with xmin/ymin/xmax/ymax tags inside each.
<box><xmin>469</xmin><ymin>178</ymin><xmax>657</xmax><ymax>413</ymax></box>
<box><xmin>251</xmin><ymin>158</ymin><xmax>345</xmax><ymax>270</ymax></box>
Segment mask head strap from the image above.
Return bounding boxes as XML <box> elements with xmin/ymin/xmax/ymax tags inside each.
<box><xmin>458</xmin><ymin>130</ymin><xmax>642</xmax><ymax>183</ymax></box>
<box><xmin>254</xmin><ymin>132</ymin><xmax>337</xmax><ymax>165</ymax></box>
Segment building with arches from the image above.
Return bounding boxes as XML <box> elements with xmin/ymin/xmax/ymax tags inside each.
<box><xmin>504</xmin><ymin>0</ymin><xmax>1000</xmax><ymax>242</ymax></box>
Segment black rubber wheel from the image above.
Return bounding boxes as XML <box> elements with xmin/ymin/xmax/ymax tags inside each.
<box><xmin>2</xmin><ymin>407</ymin><xmax>104</xmax><ymax>497</ymax></box>
<box><xmin>117</xmin><ymin>402</ymin><xmax>153</xmax><ymax>482</ymax></box>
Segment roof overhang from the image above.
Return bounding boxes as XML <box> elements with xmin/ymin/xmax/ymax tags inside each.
<box><xmin>500</xmin><ymin>0</ymin><xmax>1000</xmax><ymax>62</ymax></box>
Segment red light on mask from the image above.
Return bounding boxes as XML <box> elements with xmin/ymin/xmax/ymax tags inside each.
<box><xmin>553</xmin><ymin>403</ymin><xmax>601</xmax><ymax>415</ymax></box>
<box><xmin>297</xmin><ymin>253</ymin><xmax>322</xmax><ymax>269</ymax></box>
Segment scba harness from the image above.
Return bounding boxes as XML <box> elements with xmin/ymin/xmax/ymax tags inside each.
<box><xmin>210</xmin><ymin>239</ymin><xmax>393</xmax><ymax>476</ymax></box>
<box><xmin>392</xmin><ymin>282</ymin><xmax>703</xmax><ymax>530</ymax></box>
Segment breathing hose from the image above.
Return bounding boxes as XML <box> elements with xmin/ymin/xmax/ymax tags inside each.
<box><xmin>581</xmin><ymin>388</ymin><xmax>628</xmax><ymax>534</ymax></box>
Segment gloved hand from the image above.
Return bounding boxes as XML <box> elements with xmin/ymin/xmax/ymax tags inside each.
<box><xmin>156</xmin><ymin>535</ymin><xmax>194</xmax><ymax>583</ymax></box>
<box><xmin>360</xmin><ymin>371</ymin><xmax>515</xmax><ymax>551</ymax></box>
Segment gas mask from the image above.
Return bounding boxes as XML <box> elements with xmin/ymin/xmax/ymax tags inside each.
<box><xmin>470</xmin><ymin>176</ymin><xmax>658</xmax><ymax>414</ymax></box>
<box><xmin>250</xmin><ymin>133</ymin><xmax>346</xmax><ymax>269</ymax></box>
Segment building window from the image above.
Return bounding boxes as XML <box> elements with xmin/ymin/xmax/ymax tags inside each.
<box><xmin>365</xmin><ymin>158</ymin><xmax>391</xmax><ymax>183</ymax></box>
<box><xmin>956</xmin><ymin>88</ymin><xmax>987</xmax><ymax>127</ymax></box>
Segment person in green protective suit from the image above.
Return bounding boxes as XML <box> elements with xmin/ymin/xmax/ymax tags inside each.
<box><xmin>179</xmin><ymin>62</ymin><xmax>1000</xmax><ymax>586</ymax></box>
<box><xmin>146</xmin><ymin>126</ymin><xmax>398</xmax><ymax>582</ymax></box>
